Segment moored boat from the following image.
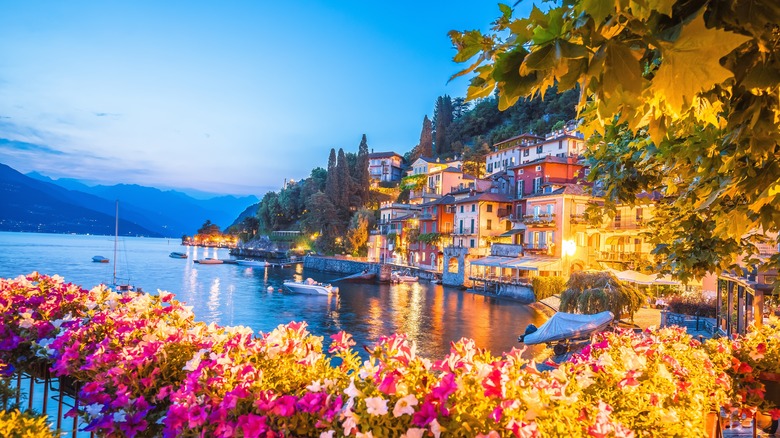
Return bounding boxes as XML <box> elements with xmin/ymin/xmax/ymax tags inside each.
<box><xmin>169</xmin><ymin>252</ymin><xmax>188</xmax><ymax>259</ymax></box>
<box><xmin>92</xmin><ymin>255</ymin><xmax>109</xmax><ymax>263</ymax></box>
<box><xmin>391</xmin><ymin>270</ymin><xmax>418</xmax><ymax>283</ymax></box>
<box><xmin>195</xmin><ymin>258</ymin><xmax>223</xmax><ymax>264</ymax></box>
<box><xmin>283</xmin><ymin>278</ymin><xmax>338</xmax><ymax>295</ymax></box>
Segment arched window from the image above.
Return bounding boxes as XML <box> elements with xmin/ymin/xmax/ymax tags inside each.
<box><xmin>447</xmin><ymin>257</ymin><xmax>459</xmax><ymax>273</ymax></box>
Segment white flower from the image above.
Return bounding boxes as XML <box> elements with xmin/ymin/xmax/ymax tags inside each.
<box><xmin>320</xmin><ymin>431</ymin><xmax>335</xmax><ymax>438</ymax></box>
<box><xmin>85</xmin><ymin>403</ymin><xmax>103</xmax><ymax>419</ymax></box>
<box><xmin>430</xmin><ymin>419</ymin><xmax>442</xmax><ymax>438</ymax></box>
<box><xmin>359</xmin><ymin>359</ymin><xmax>379</xmax><ymax>380</ymax></box>
<box><xmin>183</xmin><ymin>350</ymin><xmax>207</xmax><ymax>371</ymax></box>
<box><xmin>401</xmin><ymin>428</ymin><xmax>425</xmax><ymax>438</ymax></box>
<box><xmin>393</xmin><ymin>394</ymin><xmax>418</xmax><ymax>417</ymax></box>
<box><xmin>113</xmin><ymin>410</ymin><xmax>127</xmax><ymax>422</ymax></box>
<box><xmin>344</xmin><ymin>378</ymin><xmax>361</xmax><ymax>399</ymax></box>
<box><xmin>356</xmin><ymin>432</ymin><xmax>374</xmax><ymax>438</ymax></box>
<box><xmin>307</xmin><ymin>380</ymin><xmax>322</xmax><ymax>392</ymax></box>
<box><xmin>19</xmin><ymin>312</ymin><xmax>34</xmax><ymax>329</ymax></box>
<box><xmin>364</xmin><ymin>396</ymin><xmax>388</xmax><ymax>416</ymax></box>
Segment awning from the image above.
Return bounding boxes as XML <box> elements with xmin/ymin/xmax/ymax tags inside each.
<box><xmin>498</xmin><ymin>227</ymin><xmax>526</xmax><ymax>237</ymax></box>
<box><xmin>503</xmin><ymin>257</ymin><xmax>562</xmax><ymax>271</ymax></box>
<box><xmin>470</xmin><ymin>256</ymin><xmax>512</xmax><ymax>267</ymax></box>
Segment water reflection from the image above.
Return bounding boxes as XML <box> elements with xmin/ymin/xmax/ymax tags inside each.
<box><xmin>0</xmin><ymin>233</ymin><xmax>548</xmax><ymax>360</ymax></box>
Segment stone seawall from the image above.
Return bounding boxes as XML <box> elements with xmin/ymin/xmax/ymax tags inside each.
<box><xmin>304</xmin><ymin>256</ymin><xmax>377</xmax><ymax>275</ymax></box>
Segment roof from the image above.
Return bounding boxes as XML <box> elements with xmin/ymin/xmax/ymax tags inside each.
<box><xmin>390</xmin><ymin>213</ymin><xmax>416</xmax><ymax>222</ymax></box>
<box><xmin>369</xmin><ymin>152</ymin><xmax>403</xmax><ymax>159</ymax></box>
<box><xmin>523</xmin><ymin>183</ymin><xmax>589</xmax><ymax>199</ymax></box>
<box><xmin>454</xmin><ymin>192</ymin><xmax>511</xmax><ymax>204</ymax></box>
<box><xmin>494</xmin><ymin>133</ymin><xmax>545</xmax><ymax>147</ymax></box>
<box><xmin>509</xmin><ymin>155</ymin><xmax>582</xmax><ymax>170</ymax></box>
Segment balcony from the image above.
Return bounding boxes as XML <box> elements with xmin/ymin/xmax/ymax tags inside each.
<box><xmin>521</xmin><ymin>213</ymin><xmax>556</xmax><ymax>227</ymax></box>
<box><xmin>609</xmin><ymin>219</ymin><xmax>644</xmax><ymax>230</ymax></box>
<box><xmin>497</xmin><ymin>208</ymin><xmax>512</xmax><ymax>219</ymax></box>
<box><xmin>523</xmin><ymin>244</ymin><xmax>550</xmax><ymax>255</ymax></box>
<box><xmin>451</xmin><ymin>229</ymin><xmax>476</xmax><ymax>236</ymax></box>
<box><xmin>419</xmin><ymin>213</ymin><xmax>434</xmax><ymax>221</ymax></box>
<box><xmin>570</xmin><ymin>213</ymin><xmax>589</xmax><ymax>224</ymax></box>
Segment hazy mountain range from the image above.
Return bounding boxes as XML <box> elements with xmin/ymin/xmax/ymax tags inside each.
<box><xmin>0</xmin><ymin>163</ymin><xmax>259</xmax><ymax>237</ymax></box>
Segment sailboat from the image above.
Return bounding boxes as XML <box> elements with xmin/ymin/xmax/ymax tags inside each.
<box><xmin>111</xmin><ymin>201</ymin><xmax>137</xmax><ymax>292</ymax></box>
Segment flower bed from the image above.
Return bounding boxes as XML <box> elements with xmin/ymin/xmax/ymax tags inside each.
<box><xmin>0</xmin><ymin>273</ymin><xmax>777</xmax><ymax>437</ymax></box>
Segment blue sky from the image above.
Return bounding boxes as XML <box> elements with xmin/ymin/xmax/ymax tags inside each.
<box><xmin>0</xmin><ymin>1</ymin><xmax>528</xmax><ymax>196</ymax></box>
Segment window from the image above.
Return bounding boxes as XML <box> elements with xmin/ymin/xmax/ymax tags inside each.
<box><xmin>577</xmin><ymin>232</ymin><xmax>586</xmax><ymax>246</ymax></box>
<box><xmin>470</xmin><ymin>204</ymin><xmax>475</xmax><ymax>212</ymax></box>
<box><xmin>546</xmin><ymin>204</ymin><xmax>554</xmax><ymax>215</ymax></box>
<box><xmin>559</xmin><ymin>140</ymin><xmax>563</xmax><ymax>149</ymax></box>
<box><xmin>460</xmin><ymin>205</ymin><xmax>464</xmax><ymax>213</ymax></box>
<box><xmin>487</xmin><ymin>219</ymin><xmax>492</xmax><ymax>230</ymax></box>
<box><xmin>487</xmin><ymin>204</ymin><xmax>493</xmax><ymax>213</ymax></box>
<box><xmin>459</xmin><ymin>220</ymin><xmax>463</xmax><ymax>234</ymax></box>
<box><xmin>536</xmin><ymin>145</ymin><xmax>543</xmax><ymax>153</ymax></box>
<box><xmin>533</xmin><ymin>177</ymin><xmax>542</xmax><ymax>193</ymax></box>
<box><xmin>470</xmin><ymin>239</ymin><xmax>475</xmax><ymax>248</ymax></box>
<box><xmin>535</xmin><ymin>165</ymin><xmax>542</xmax><ymax>171</ymax></box>
<box><xmin>540</xmin><ymin>231</ymin><xmax>547</xmax><ymax>247</ymax></box>
<box><xmin>519</xmin><ymin>169</ymin><xmax>524</xmax><ymax>174</ymax></box>
<box><xmin>433</xmin><ymin>206</ymin><xmax>437</xmax><ymax>214</ymax></box>
<box><xmin>470</xmin><ymin>218</ymin><xmax>475</xmax><ymax>233</ymax></box>
<box><xmin>432</xmin><ymin>222</ymin><xmax>436</xmax><ymax>233</ymax></box>
<box><xmin>487</xmin><ymin>163</ymin><xmax>493</xmax><ymax>173</ymax></box>
<box><xmin>636</xmin><ymin>208</ymin><xmax>643</xmax><ymax>221</ymax></box>
<box><xmin>516</xmin><ymin>180</ymin><xmax>524</xmax><ymax>198</ymax></box>
<box><xmin>505</xmin><ymin>220</ymin><xmax>512</xmax><ymax>231</ymax></box>
<box><xmin>523</xmin><ymin>149</ymin><xmax>530</xmax><ymax>157</ymax></box>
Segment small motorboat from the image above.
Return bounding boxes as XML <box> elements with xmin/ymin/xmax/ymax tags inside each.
<box><xmin>391</xmin><ymin>270</ymin><xmax>418</xmax><ymax>283</ymax></box>
<box><xmin>236</xmin><ymin>259</ymin><xmax>269</xmax><ymax>268</ymax></box>
<box><xmin>169</xmin><ymin>252</ymin><xmax>188</xmax><ymax>259</ymax></box>
<box><xmin>283</xmin><ymin>278</ymin><xmax>338</xmax><ymax>295</ymax></box>
<box><xmin>339</xmin><ymin>270</ymin><xmax>376</xmax><ymax>283</ymax></box>
<box><xmin>194</xmin><ymin>258</ymin><xmax>223</xmax><ymax>264</ymax></box>
<box><xmin>519</xmin><ymin>311</ymin><xmax>614</xmax><ymax>356</ymax></box>
<box><xmin>92</xmin><ymin>255</ymin><xmax>109</xmax><ymax>263</ymax></box>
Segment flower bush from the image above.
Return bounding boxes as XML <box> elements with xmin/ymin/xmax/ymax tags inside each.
<box><xmin>1</xmin><ymin>272</ymin><xmax>772</xmax><ymax>437</ymax></box>
<box><xmin>0</xmin><ymin>409</ymin><xmax>57</xmax><ymax>438</ymax></box>
<box><xmin>706</xmin><ymin>317</ymin><xmax>780</xmax><ymax>417</ymax></box>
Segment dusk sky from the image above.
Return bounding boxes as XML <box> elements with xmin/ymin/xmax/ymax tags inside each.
<box><xmin>0</xmin><ymin>1</ymin><xmax>532</xmax><ymax>197</ymax></box>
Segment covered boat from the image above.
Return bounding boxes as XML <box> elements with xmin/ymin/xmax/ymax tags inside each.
<box><xmin>92</xmin><ymin>255</ymin><xmax>109</xmax><ymax>263</ymax></box>
<box><xmin>195</xmin><ymin>258</ymin><xmax>223</xmax><ymax>264</ymax></box>
<box><xmin>519</xmin><ymin>311</ymin><xmax>614</xmax><ymax>345</ymax></box>
<box><xmin>169</xmin><ymin>252</ymin><xmax>188</xmax><ymax>259</ymax></box>
<box><xmin>283</xmin><ymin>278</ymin><xmax>338</xmax><ymax>295</ymax></box>
<box><xmin>391</xmin><ymin>270</ymin><xmax>418</xmax><ymax>283</ymax></box>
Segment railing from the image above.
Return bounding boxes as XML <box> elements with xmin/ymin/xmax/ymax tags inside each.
<box><xmin>570</xmin><ymin>213</ymin><xmax>589</xmax><ymax>224</ymax></box>
<box><xmin>609</xmin><ymin>219</ymin><xmax>644</xmax><ymax>230</ymax></box>
<box><xmin>5</xmin><ymin>364</ymin><xmax>91</xmax><ymax>437</ymax></box>
<box><xmin>419</xmin><ymin>213</ymin><xmax>434</xmax><ymax>220</ymax></box>
<box><xmin>523</xmin><ymin>245</ymin><xmax>549</xmax><ymax>255</ymax></box>
<box><xmin>497</xmin><ymin>208</ymin><xmax>512</xmax><ymax>219</ymax></box>
<box><xmin>521</xmin><ymin>213</ymin><xmax>556</xmax><ymax>226</ymax></box>
<box><xmin>597</xmin><ymin>251</ymin><xmax>649</xmax><ymax>262</ymax></box>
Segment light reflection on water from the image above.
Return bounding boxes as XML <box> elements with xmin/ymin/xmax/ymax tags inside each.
<box><xmin>0</xmin><ymin>232</ymin><xmax>547</xmax><ymax>359</ymax></box>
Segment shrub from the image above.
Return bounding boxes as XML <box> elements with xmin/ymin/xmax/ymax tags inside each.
<box><xmin>531</xmin><ymin>276</ymin><xmax>567</xmax><ymax>301</ymax></box>
<box><xmin>560</xmin><ymin>271</ymin><xmax>647</xmax><ymax>320</ymax></box>
<box><xmin>666</xmin><ymin>295</ymin><xmax>716</xmax><ymax>318</ymax></box>
<box><xmin>0</xmin><ymin>410</ymin><xmax>56</xmax><ymax>438</ymax></box>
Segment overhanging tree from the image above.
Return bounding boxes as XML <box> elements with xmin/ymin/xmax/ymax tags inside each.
<box><xmin>451</xmin><ymin>0</ymin><xmax>780</xmax><ymax>283</ymax></box>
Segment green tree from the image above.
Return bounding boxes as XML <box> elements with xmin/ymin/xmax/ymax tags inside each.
<box><xmin>197</xmin><ymin>220</ymin><xmax>221</xmax><ymax>235</ymax></box>
<box><xmin>336</xmin><ymin>148</ymin><xmax>352</xmax><ymax>209</ymax></box>
<box><xmin>325</xmin><ymin>148</ymin><xmax>338</xmax><ymax>205</ymax></box>
<box><xmin>451</xmin><ymin>0</ymin><xmax>780</xmax><ymax>282</ymax></box>
<box><xmin>419</xmin><ymin>115</ymin><xmax>434</xmax><ymax>158</ymax></box>
<box><xmin>345</xmin><ymin>208</ymin><xmax>376</xmax><ymax>256</ymax></box>
<box><xmin>433</xmin><ymin>95</ymin><xmax>454</xmax><ymax>155</ymax></box>
<box><xmin>356</xmin><ymin>134</ymin><xmax>370</xmax><ymax>205</ymax></box>
<box><xmin>560</xmin><ymin>272</ymin><xmax>646</xmax><ymax>321</ymax></box>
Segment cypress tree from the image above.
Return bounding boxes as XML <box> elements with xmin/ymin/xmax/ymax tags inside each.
<box><xmin>336</xmin><ymin>148</ymin><xmax>351</xmax><ymax>209</ymax></box>
<box><xmin>325</xmin><ymin>148</ymin><xmax>338</xmax><ymax>204</ymax></box>
<box><xmin>419</xmin><ymin>115</ymin><xmax>433</xmax><ymax>158</ymax></box>
<box><xmin>357</xmin><ymin>134</ymin><xmax>370</xmax><ymax>205</ymax></box>
<box><xmin>433</xmin><ymin>95</ymin><xmax>453</xmax><ymax>155</ymax></box>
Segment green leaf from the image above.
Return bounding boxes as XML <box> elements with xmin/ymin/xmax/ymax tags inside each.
<box><xmin>450</xmin><ymin>29</ymin><xmax>486</xmax><ymax>63</ymax></box>
<box><xmin>602</xmin><ymin>40</ymin><xmax>644</xmax><ymax>97</ymax></box>
<box><xmin>629</xmin><ymin>0</ymin><xmax>675</xmax><ymax>20</ymax></box>
<box><xmin>531</xmin><ymin>6</ymin><xmax>565</xmax><ymax>45</ymax></box>
<box><xmin>650</xmin><ymin>13</ymin><xmax>752</xmax><ymax>114</ymax></box>
<box><xmin>579</xmin><ymin>0</ymin><xmax>615</xmax><ymax>25</ymax></box>
<box><xmin>524</xmin><ymin>43</ymin><xmax>558</xmax><ymax>70</ymax></box>
<box><xmin>498</xmin><ymin>3</ymin><xmax>512</xmax><ymax>18</ymax></box>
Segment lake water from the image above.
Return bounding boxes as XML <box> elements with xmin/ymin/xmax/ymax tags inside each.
<box><xmin>0</xmin><ymin>232</ymin><xmax>546</xmax><ymax>359</ymax></box>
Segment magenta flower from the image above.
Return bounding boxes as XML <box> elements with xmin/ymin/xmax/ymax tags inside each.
<box><xmin>272</xmin><ymin>394</ymin><xmax>298</xmax><ymax>417</ymax></box>
<box><xmin>430</xmin><ymin>372</ymin><xmax>457</xmax><ymax>404</ymax></box>
<box><xmin>329</xmin><ymin>331</ymin><xmax>356</xmax><ymax>353</ymax></box>
<box><xmin>411</xmin><ymin>399</ymin><xmax>438</xmax><ymax>426</ymax></box>
<box><xmin>238</xmin><ymin>413</ymin><xmax>268</xmax><ymax>438</ymax></box>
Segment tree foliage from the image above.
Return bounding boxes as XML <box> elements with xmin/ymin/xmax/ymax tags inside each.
<box><xmin>419</xmin><ymin>115</ymin><xmax>434</xmax><ymax>158</ymax></box>
<box><xmin>560</xmin><ymin>272</ymin><xmax>646</xmax><ymax>320</ymax></box>
<box><xmin>451</xmin><ymin>0</ymin><xmax>780</xmax><ymax>281</ymax></box>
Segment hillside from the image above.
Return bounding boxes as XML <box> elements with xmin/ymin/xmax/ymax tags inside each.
<box><xmin>0</xmin><ymin>164</ymin><xmax>161</xmax><ymax>236</ymax></box>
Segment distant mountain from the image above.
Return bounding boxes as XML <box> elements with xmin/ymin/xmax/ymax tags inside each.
<box><xmin>0</xmin><ymin>164</ymin><xmax>161</xmax><ymax>236</ymax></box>
<box><xmin>21</xmin><ymin>169</ymin><xmax>259</xmax><ymax>236</ymax></box>
<box><xmin>229</xmin><ymin>202</ymin><xmax>260</xmax><ymax>228</ymax></box>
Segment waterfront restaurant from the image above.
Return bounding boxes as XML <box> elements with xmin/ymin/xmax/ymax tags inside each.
<box><xmin>468</xmin><ymin>255</ymin><xmax>562</xmax><ymax>293</ymax></box>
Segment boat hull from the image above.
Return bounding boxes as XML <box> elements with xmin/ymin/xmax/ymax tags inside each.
<box><xmin>169</xmin><ymin>252</ymin><xmax>188</xmax><ymax>259</ymax></box>
<box><xmin>195</xmin><ymin>259</ymin><xmax>223</xmax><ymax>264</ymax></box>
<box><xmin>283</xmin><ymin>281</ymin><xmax>336</xmax><ymax>295</ymax></box>
<box><xmin>92</xmin><ymin>256</ymin><xmax>109</xmax><ymax>263</ymax></box>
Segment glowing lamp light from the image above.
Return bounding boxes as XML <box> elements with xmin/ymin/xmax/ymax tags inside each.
<box><xmin>562</xmin><ymin>239</ymin><xmax>576</xmax><ymax>257</ymax></box>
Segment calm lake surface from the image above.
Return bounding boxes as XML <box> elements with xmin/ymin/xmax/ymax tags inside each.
<box><xmin>0</xmin><ymin>232</ymin><xmax>546</xmax><ymax>359</ymax></box>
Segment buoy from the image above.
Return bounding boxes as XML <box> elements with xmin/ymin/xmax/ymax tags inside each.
<box><xmin>267</xmin><ymin>286</ymin><xmax>274</xmax><ymax>292</ymax></box>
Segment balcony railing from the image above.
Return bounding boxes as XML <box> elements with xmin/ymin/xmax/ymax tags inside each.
<box><xmin>497</xmin><ymin>208</ymin><xmax>512</xmax><ymax>219</ymax></box>
<box><xmin>451</xmin><ymin>229</ymin><xmax>476</xmax><ymax>236</ymax></box>
<box><xmin>523</xmin><ymin>244</ymin><xmax>549</xmax><ymax>255</ymax></box>
<box><xmin>609</xmin><ymin>219</ymin><xmax>644</xmax><ymax>230</ymax></box>
<box><xmin>419</xmin><ymin>213</ymin><xmax>434</xmax><ymax>220</ymax></box>
<box><xmin>521</xmin><ymin>213</ymin><xmax>556</xmax><ymax>227</ymax></box>
<box><xmin>570</xmin><ymin>213</ymin><xmax>589</xmax><ymax>224</ymax></box>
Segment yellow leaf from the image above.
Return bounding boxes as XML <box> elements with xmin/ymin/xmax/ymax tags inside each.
<box><xmin>650</xmin><ymin>13</ymin><xmax>751</xmax><ymax>115</ymax></box>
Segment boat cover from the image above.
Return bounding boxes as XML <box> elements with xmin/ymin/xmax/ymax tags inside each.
<box><xmin>522</xmin><ymin>311</ymin><xmax>614</xmax><ymax>345</ymax></box>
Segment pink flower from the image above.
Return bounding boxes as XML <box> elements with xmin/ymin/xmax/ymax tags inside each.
<box><xmin>238</xmin><ymin>414</ymin><xmax>268</xmax><ymax>438</ymax></box>
<box><xmin>412</xmin><ymin>399</ymin><xmax>438</xmax><ymax>426</ymax></box>
<box><xmin>378</xmin><ymin>370</ymin><xmax>401</xmax><ymax>395</ymax></box>
<box><xmin>272</xmin><ymin>395</ymin><xmax>297</xmax><ymax>417</ymax></box>
<box><xmin>430</xmin><ymin>373</ymin><xmax>457</xmax><ymax>404</ymax></box>
<box><xmin>329</xmin><ymin>331</ymin><xmax>356</xmax><ymax>353</ymax></box>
